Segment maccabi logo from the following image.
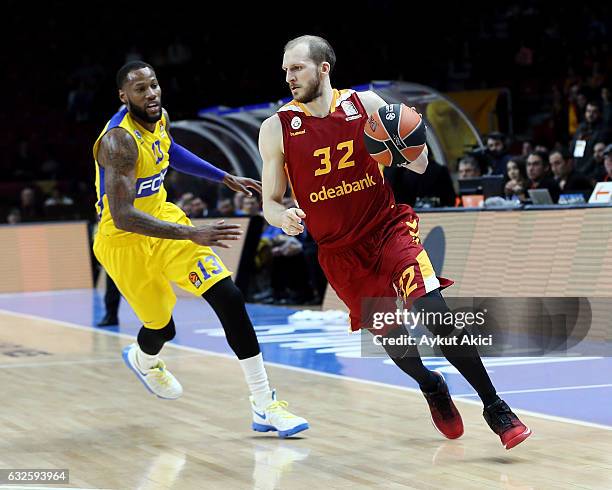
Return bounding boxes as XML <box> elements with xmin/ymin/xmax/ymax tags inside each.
<box><xmin>135</xmin><ymin>168</ymin><xmax>168</xmax><ymax>197</ymax></box>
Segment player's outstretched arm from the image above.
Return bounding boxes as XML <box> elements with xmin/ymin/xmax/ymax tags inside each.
<box><xmin>358</xmin><ymin>90</ymin><xmax>429</xmax><ymax>174</ymax></box>
<box><xmin>98</xmin><ymin>128</ymin><xmax>241</xmax><ymax>247</ymax></box>
<box><xmin>163</xmin><ymin>109</ymin><xmax>261</xmax><ymax>195</ymax></box>
<box><xmin>259</xmin><ymin>115</ymin><xmax>305</xmax><ymax>236</ymax></box>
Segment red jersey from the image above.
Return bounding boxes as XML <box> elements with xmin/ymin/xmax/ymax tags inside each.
<box><xmin>278</xmin><ymin>89</ymin><xmax>396</xmax><ymax>248</ymax></box>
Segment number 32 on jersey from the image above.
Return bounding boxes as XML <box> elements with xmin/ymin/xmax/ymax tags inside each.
<box><xmin>313</xmin><ymin>140</ymin><xmax>355</xmax><ymax>176</ymax></box>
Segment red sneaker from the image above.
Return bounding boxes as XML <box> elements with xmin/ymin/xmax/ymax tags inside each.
<box><xmin>422</xmin><ymin>372</ymin><xmax>464</xmax><ymax>439</ymax></box>
<box><xmin>483</xmin><ymin>399</ymin><xmax>532</xmax><ymax>449</ymax></box>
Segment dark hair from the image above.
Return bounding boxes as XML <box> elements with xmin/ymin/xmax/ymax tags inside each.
<box><xmin>116</xmin><ymin>61</ymin><xmax>155</xmax><ymax>89</ymax></box>
<box><xmin>486</xmin><ymin>132</ymin><xmax>505</xmax><ymax>143</ymax></box>
<box><xmin>527</xmin><ymin>150</ymin><xmax>549</xmax><ymax>165</ymax></box>
<box><xmin>284</xmin><ymin>35</ymin><xmax>336</xmax><ymax>72</ymax></box>
<box><xmin>549</xmin><ymin>148</ymin><xmax>571</xmax><ymax>161</ymax></box>
<box><xmin>506</xmin><ymin>156</ymin><xmax>527</xmax><ymax>180</ymax></box>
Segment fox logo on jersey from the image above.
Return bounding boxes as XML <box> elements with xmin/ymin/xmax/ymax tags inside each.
<box><xmin>135</xmin><ymin>168</ymin><xmax>168</xmax><ymax>197</ymax></box>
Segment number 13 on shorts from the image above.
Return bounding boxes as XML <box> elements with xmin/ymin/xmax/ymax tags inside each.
<box><xmin>188</xmin><ymin>254</ymin><xmax>229</xmax><ymax>291</ymax></box>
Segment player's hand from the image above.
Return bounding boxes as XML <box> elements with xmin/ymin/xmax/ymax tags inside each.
<box><xmin>223</xmin><ymin>174</ymin><xmax>262</xmax><ymax>196</ymax></box>
<box><xmin>281</xmin><ymin>208</ymin><xmax>306</xmax><ymax>236</ymax></box>
<box><xmin>188</xmin><ymin>220</ymin><xmax>242</xmax><ymax>248</ymax></box>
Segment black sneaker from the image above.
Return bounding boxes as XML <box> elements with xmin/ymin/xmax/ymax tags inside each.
<box><xmin>97</xmin><ymin>314</ymin><xmax>119</xmax><ymax>327</ymax></box>
<box><xmin>422</xmin><ymin>372</ymin><xmax>464</xmax><ymax>439</ymax></box>
<box><xmin>483</xmin><ymin>399</ymin><xmax>532</xmax><ymax>449</ymax></box>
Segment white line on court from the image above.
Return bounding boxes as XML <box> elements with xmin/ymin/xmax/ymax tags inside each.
<box><xmin>2</xmin><ymin>308</ymin><xmax>611</xmax><ymax>431</ymax></box>
<box><xmin>454</xmin><ymin>383</ymin><xmax>612</xmax><ymax>397</ymax></box>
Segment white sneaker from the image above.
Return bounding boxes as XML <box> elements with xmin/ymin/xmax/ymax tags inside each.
<box><xmin>250</xmin><ymin>389</ymin><xmax>309</xmax><ymax>438</ymax></box>
<box><xmin>122</xmin><ymin>343</ymin><xmax>183</xmax><ymax>400</ymax></box>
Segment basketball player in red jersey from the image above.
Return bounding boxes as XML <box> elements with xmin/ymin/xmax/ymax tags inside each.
<box><xmin>260</xmin><ymin>35</ymin><xmax>531</xmax><ymax>449</ymax></box>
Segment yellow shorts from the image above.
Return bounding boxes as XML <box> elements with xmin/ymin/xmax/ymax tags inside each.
<box><xmin>93</xmin><ymin>202</ymin><xmax>231</xmax><ymax>329</ymax></box>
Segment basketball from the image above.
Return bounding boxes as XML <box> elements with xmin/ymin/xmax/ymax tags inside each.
<box><xmin>363</xmin><ymin>103</ymin><xmax>427</xmax><ymax>166</ymax></box>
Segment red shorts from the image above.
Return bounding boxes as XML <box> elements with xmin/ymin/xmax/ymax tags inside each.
<box><xmin>318</xmin><ymin>204</ymin><xmax>453</xmax><ymax>332</ymax></box>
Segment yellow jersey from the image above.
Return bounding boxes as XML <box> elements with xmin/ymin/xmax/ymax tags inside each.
<box><xmin>93</xmin><ymin>107</ymin><xmax>171</xmax><ymax>239</ymax></box>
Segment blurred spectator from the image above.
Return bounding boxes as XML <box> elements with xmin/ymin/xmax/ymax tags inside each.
<box><xmin>210</xmin><ymin>197</ymin><xmax>236</xmax><ymax>217</ymax></box>
<box><xmin>176</xmin><ymin>192</ymin><xmax>194</xmax><ymax>216</ymax></box>
<box><xmin>233</xmin><ymin>193</ymin><xmax>245</xmax><ymax>214</ymax></box>
<box><xmin>188</xmin><ymin>197</ymin><xmax>209</xmax><ymax>218</ymax></box>
<box><xmin>20</xmin><ymin>187</ymin><xmax>43</xmax><ymax>222</ymax></box>
<box><xmin>241</xmin><ymin>195</ymin><xmax>262</xmax><ymax>216</ymax></box>
<box><xmin>6</xmin><ymin>208</ymin><xmax>21</xmax><ymax>225</ymax></box>
<box><xmin>40</xmin><ymin>145</ymin><xmax>61</xmax><ymax>178</ymax></box>
<box><xmin>66</xmin><ymin>80</ymin><xmax>95</xmax><ymax>122</ymax></box>
<box><xmin>521</xmin><ymin>140</ymin><xmax>534</xmax><ymax>157</ymax></box>
<box><xmin>568</xmin><ymin>86</ymin><xmax>588</xmax><ymax>136</ymax></box>
<box><xmin>571</xmin><ymin>101</ymin><xmax>612</xmax><ymax>175</ymax></box>
<box><xmin>587</xmin><ymin>141</ymin><xmax>608</xmax><ymax>182</ymax></box>
<box><xmin>526</xmin><ymin>151</ymin><xmax>560</xmax><ymax>203</ymax></box>
<box><xmin>534</xmin><ymin>144</ymin><xmax>549</xmax><ymax>154</ymax></box>
<box><xmin>486</xmin><ymin>132</ymin><xmax>511</xmax><ymax>175</ymax></box>
<box><xmin>44</xmin><ymin>187</ymin><xmax>74</xmax><ymax>207</ymax></box>
<box><xmin>504</xmin><ymin>157</ymin><xmax>529</xmax><ymax>201</ymax></box>
<box><xmin>458</xmin><ymin>155</ymin><xmax>482</xmax><ymax>179</ymax></box>
<box><xmin>549</xmin><ymin>150</ymin><xmax>593</xmax><ymax>195</ymax></box>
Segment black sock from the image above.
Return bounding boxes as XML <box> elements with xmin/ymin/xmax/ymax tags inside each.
<box><xmin>416</xmin><ymin>290</ymin><xmax>500</xmax><ymax>407</ymax></box>
<box><xmin>202</xmin><ymin>277</ymin><xmax>261</xmax><ymax>360</ymax></box>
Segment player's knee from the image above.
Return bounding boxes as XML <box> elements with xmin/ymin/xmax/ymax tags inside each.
<box><xmin>417</xmin><ymin>289</ymin><xmax>456</xmax><ymax>337</ymax></box>
<box><xmin>203</xmin><ymin>277</ymin><xmax>245</xmax><ymax>309</ymax></box>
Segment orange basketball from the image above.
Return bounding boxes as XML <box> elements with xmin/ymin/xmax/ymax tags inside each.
<box><xmin>363</xmin><ymin>103</ymin><xmax>426</xmax><ymax>166</ymax></box>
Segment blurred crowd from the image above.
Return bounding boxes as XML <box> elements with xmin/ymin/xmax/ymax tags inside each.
<box><xmin>2</xmin><ymin>3</ymin><xmax>611</xmax><ymax>304</ymax></box>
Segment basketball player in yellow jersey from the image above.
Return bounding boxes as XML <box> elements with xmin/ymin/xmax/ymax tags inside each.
<box><xmin>93</xmin><ymin>61</ymin><xmax>308</xmax><ymax>438</ymax></box>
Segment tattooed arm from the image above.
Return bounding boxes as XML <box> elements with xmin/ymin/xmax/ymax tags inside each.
<box><xmin>97</xmin><ymin>128</ymin><xmax>242</xmax><ymax>247</ymax></box>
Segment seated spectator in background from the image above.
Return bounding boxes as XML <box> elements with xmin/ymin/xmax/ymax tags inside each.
<box><xmin>6</xmin><ymin>208</ymin><xmax>21</xmax><ymax>225</ymax></box>
<box><xmin>549</xmin><ymin>149</ymin><xmax>593</xmax><ymax>196</ymax></box>
<box><xmin>386</xmin><ymin>150</ymin><xmax>456</xmax><ymax>208</ymax></box>
<box><xmin>526</xmin><ymin>151</ymin><xmax>560</xmax><ymax>203</ymax></box>
<box><xmin>188</xmin><ymin>197</ymin><xmax>209</xmax><ymax>218</ymax></box>
<box><xmin>486</xmin><ymin>132</ymin><xmax>511</xmax><ymax>175</ymax></box>
<box><xmin>458</xmin><ymin>155</ymin><xmax>482</xmax><ymax>179</ymax></box>
<box><xmin>588</xmin><ymin>141</ymin><xmax>608</xmax><ymax>182</ymax></box>
<box><xmin>571</xmin><ymin>101</ymin><xmax>612</xmax><ymax>175</ymax></box>
<box><xmin>504</xmin><ymin>157</ymin><xmax>529</xmax><ymax>201</ymax></box>
<box><xmin>534</xmin><ymin>144</ymin><xmax>549</xmax><ymax>154</ymax></box>
<box><xmin>20</xmin><ymin>187</ymin><xmax>43</xmax><ymax>222</ymax></box>
<box><xmin>240</xmin><ymin>195</ymin><xmax>262</xmax><ymax>217</ymax></box>
<box><xmin>44</xmin><ymin>187</ymin><xmax>74</xmax><ymax>207</ymax></box>
<box><xmin>176</xmin><ymin>192</ymin><xmax>194</xmax><ymax>216</ymax></box>
<box><xmin>233</xmin><ymin>193</ymin><xmax>245</xmax><ymax>214</ymax></box>
<box><xmin>521</xmin><ymin>140</ymin><xmax>534</xmax><ymax>157</ymax></box>
<box><xmin>43</xmin><ymin>187</ymin><xmax>75</xmax><ymax>220</ymax></box>
<box><xmin>210</xmin><ymin>197</ymin><xmax>236</xmax><ymax>217</ymax></box>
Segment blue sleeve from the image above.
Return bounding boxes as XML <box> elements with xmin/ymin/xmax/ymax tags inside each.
<box><xmin>168</xmin><ymin>140</ymin><xmax>227</xmax><ymax>183</ymax></box>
